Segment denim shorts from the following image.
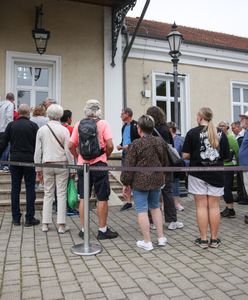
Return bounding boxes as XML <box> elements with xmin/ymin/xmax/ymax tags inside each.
<box><xmin>133</xmin><ymin>188</ymin><xmax>161</xmax><ymax>213</ymax></box>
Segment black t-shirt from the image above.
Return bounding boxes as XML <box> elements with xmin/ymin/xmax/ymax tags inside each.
<box><xmin>182</xmin><ymin>125</ymin><xmax>229</xmax><ymax>187</ymax></box>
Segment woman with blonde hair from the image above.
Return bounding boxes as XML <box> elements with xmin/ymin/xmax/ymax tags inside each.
<box><xmin>182</xmin><ymin>107</ymin><xmax>229</xmax><ymax>248</ymax></box>
<box><xmin>30</xmin><ymin>105</ymin><xmax>49</xmax><ymax>128</ymax></box>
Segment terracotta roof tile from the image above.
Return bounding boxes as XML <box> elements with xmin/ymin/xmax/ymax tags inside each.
<box><xmin>125</xmin><ymin>17</ymin><xmax>248</xmax><ymax>53</ymax></box>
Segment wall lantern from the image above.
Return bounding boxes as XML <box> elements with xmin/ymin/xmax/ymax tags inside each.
<box><xmin>32</xmin><ymin>5</ymin><xmax>50</xmax><ymax>55</ymax></box>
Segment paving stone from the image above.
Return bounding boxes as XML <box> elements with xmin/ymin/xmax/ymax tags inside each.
<box><xmin>162</xmin><ymin>286</ymin><xmax>184</xmax><ymax>297</ymax></box>
<box><xmin>1</xmin><ymin>292</ymin><xmax>21</xmax><ymax>300</ymax></box>
<box><xmin>232</xmin><ymin>295</ymin><xmax>248</xmax><ymax>300</ymax></box>
<box><xmin>126</xmin><ymin>292</ymin><xmax>149</xmax><ymax>300</ymax></box>
<box><xmin>215</xmin><ymin>281</ymin><xmax>236</xmax><ymax>292</ymax></box>
<box><xmin>183</xmin><ymin>287</ymin><xmax>206</xmax><ymax>299</ymax></box>
<box><xmin>86</xmin><ymin>293</ymin><xmax>106</xmax><ymax>299</ymax></box>
<box><xmin>101</xmin><ymin>285</ymin><xmax>126</xmax><ymax>300</ymax></box>
<box><xmin>22</xmin><ymin>288</ymin><xmax>42</xmax><ymax>299</ymax></box>
<box><xmin>42</xmin><ymin>287</ymin><xmax>64</xmax><ymax>300</ymax></box>
<box><xmin>206</xmin><ymin>288</ymin><xmax>232</xmax><ymax>299</ymax></box>
<box><xmin>170</xmin><ymin>277</ymin><xmax>194</xmax><ymax>289</ymax></box>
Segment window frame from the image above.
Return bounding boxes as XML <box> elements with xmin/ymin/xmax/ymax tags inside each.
<box><xmin>152</xmin><ymin>71</ymin><xmax>190</xmax><ymax>136</ymax></box>
<box><xmin>6</xmin><ymin>51</ymin><xmax>61</xmax><ymax>105</ymax></box>
<box><xmin>231</xmin><ymin>80</ymin><xmax>248</xmax><ymax>122</ymax></box>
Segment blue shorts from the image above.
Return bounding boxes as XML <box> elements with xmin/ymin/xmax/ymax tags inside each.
<box><xmin>133</xmin><ymin>188</ymin><xmax>161</xmax><ymax>213</ymax></box>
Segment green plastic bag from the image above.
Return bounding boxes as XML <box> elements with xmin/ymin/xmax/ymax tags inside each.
<box><xmin>67</xmin><ymin>178</ymin><xmax>78</xmax><ymax>209</ymax></box>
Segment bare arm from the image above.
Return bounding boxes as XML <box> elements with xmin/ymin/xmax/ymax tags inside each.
<box><xmin>105</xmin><ymin>139</ymin><xmax>114</xmax><ymax>157</ymax></box>
<box><xmin>68</xmin><ymin>141</ymin><xmax>78</xmax><ymax>159</ymax></box>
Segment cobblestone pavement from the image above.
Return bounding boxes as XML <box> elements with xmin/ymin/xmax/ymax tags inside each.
<box><xmin>0</xmin><ymin>197</ymin><xmax>248</xmax><ymax>300</ymax></box>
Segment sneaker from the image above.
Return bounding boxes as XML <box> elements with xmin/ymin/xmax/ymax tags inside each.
<box><xmin>12</xmin><ymin>219</ymin><xmax>21</xmax><ymax>226</ymax></box>
<box><xmin>120</xmin><ymin>203</ymin><xmax>132</xmax><ymax>211</ymax></box>
<box><xmin>42</xmin><ymin>224</ymin><xmax>49</xmax><ymax>232</ymax></box>
<box><xmin>209</xmin><ymin>238</ymin><xmax>221</xmax><ymax>248</ymax></box>
<box><xmin>175</xmin><ymin>204</ymin><xmax>184</xmax><ymax>211</ymax></box>
<box><xmin>168</xmin><ymin>221</ymin><xmax>184</xmax><ymax>230</ymax></box>
<box><xmin>238</xmin><ymin>199</ymin><xmax>248</xmax><ymax>205</ymax></box>
<box><xmin>244</xmin><ymin>215</ymin><xmax>248</xmax><ymax>224</ymax></box>
<box><xmin>2</xmin><ymin>166</ymin><xmax>9</xmax><ymax>172</ymax></box>
<box><xmin>221</xmin><ymin>208</ymin><xmax>236</xmax><ymax>218</ymax></box>
<box><xmin>58</xmin><ymin>225</ymin><xmax>70</xmax><ymax>234</ymax></box>
<box><xmin>97</xmin><ymin>227</ymin><xmax>118</xmax><ymax>240</ymax></box>
<box><xmin>136</xmin><ymin>240</ymin><xmax>154</xmax><ymax>251</ymax></box>
<box><xmin>150</xmin><ymin>223</ymin><xmax>156</xmax><ymax>230</ymax></box>
<box><xmin>79</xmin><ymin>230</ymin><xmax>84</xmax><ymax>239</ymax></box>
<box><xmin>194</xmin><ymin>238</ymin><xmax>209</xmax><ymax>249</ymax></box>
<box><xmin>67</xmin><ymin>209</ymin><xmax>79</xmax><ymax>216</ymax></box>
<box><xmin>24</xmin><ymin>218</ymin><xmax>40</xmax><ymax>227</ymax></box>
<box><xmin>157</xmin><ymin>237</ymin><xmax>167</xmax><ymax>247</ymax></box>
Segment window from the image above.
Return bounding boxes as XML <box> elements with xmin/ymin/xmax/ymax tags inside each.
<box><xmin>15</xmin><ymin>65</ymin><xmax>52</xmax><ymax>107</ymax></box>
<box><xmin>232</xmin><ymin>83</ymin><xmax>248</xmax><ymax>121</ymax></box>
<box><xmin>153</xmin><ymin>73</ymin><xmax>186</xmax><ymax>134</ymax></box>
<box><xmin>6</xmin><ymin>51</ymin><xmax>61</xmax><ymax>108</ymax></box>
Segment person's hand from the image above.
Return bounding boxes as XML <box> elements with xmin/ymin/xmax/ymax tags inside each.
<box><xmin>37</xmin><ymin>171</ymin><xmax>43</xmax><ymax>182</ymax></box>
<box><xmin>122</xmin><ymin>185</ymin><xmax>131</xmax><ymax>199</ymax></box>
<box><xmin>70</xmin><ymin>172</ymin><xmax>76</xmax><ymax>179</ymax></box>
<box><xmin>116</xmin><ymin>145</ymin><xmax>123</xmax><ymax>151</ymax></box>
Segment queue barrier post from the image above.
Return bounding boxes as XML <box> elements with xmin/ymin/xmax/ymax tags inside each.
<box><xmin>71</xmin><ymin>163</ymin><xmax>102</xmax><ymax>256</ymax></box>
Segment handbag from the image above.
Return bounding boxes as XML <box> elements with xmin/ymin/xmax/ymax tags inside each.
<box><xmin>154</xmin><ymin>128</ymin><xmax>186</xmax><ymax>180</ymax></box>
<box><xmin>67</xmin><ymin>178</ymin><xmax>78</xmax><ymax>209</ymax></box>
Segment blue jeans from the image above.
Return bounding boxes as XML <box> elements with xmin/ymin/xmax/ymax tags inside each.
<box><xmin>0</xmin><ymin>143</ymin><xmax>10</xmax><ymax>169</ymax></box>
<box><xmin>133</xmin><ymin>188</ymin><xmax>161</xmax><ymax>213</ymax></box>
<box><xmin>10</xmin><ymin>165</ymin><xmax>36</xmax><ymax>222</ymax></box>
<box><xmin>172</xmin><ymin>177</ymin><xmax>180</xmax><ymax>197</ymax></box>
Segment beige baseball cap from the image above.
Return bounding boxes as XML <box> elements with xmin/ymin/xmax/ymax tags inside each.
<box><xmin>239</xmin><ymin>111</ymin><xmax>248</xmax><ymax>119</ymax></box>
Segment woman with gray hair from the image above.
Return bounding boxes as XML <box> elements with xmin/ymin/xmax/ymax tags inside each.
<box><xmin>34</xmin><ymin>104</ymin><xmax>74</xmax><ymax>233</ymax></box>
<box><xmin>121</xmin><ymin>115</ymin><xmax>168</xmax><ymax>251</ymax></box>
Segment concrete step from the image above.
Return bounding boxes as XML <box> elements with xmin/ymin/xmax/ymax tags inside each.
<box><xmin>0</xmin><ymin>189</ymin><xmax>44</xmax><ymax>201</ymax></box>
<box><xmin>0</xmin><ymin>170</ymin><xmax>124</xmax><ymax>209</ymax></box>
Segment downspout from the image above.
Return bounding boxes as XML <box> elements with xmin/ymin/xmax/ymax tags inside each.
<box><xmin>122</xmin><ymin>0</ymin><xmax>150</xmax><ymax>108</ymax></box>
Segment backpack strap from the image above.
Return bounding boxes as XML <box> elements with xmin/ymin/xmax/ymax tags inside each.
<box><xmin>46</xmin><ymin>124</ymin><xmax>64</xmax><ymax>150</ymax></box>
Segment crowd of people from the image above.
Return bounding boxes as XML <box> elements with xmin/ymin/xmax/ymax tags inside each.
<box><xmin>0</xmin><ymin>92</ymin><xmax>248</xmax><ymax>251</ymax></box>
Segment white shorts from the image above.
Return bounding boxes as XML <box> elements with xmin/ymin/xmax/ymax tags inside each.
<box><xmin>188</xmin><ymin>175</ymin><xmax>224</xmax><ymax>197</ymax></box>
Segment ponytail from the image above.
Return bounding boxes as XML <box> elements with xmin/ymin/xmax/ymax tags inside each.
<box><xmin>198</xmin><ymin>107</ymin><xmax>219</xmax><ymax>149</ymax></box>
<box><xmin>207</xmin><ymin>120</ymin><xmax>219</xmax><ymax>149</ymax></box>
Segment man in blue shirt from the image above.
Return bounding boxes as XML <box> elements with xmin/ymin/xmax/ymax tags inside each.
<box><xmin>238</xmin><ymin>111</ymin><xmax>248</xmax><ymax>223</ymax></box>
<box><xmin>117</xmin><ymin>108</ymin><xmax>139</xmax><ymax>211</ymax></box>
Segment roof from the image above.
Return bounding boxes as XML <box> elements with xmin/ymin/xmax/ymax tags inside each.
<box><xmin>125</xmin><ymin>17</ymin><xmax>248</xmax><ymax>53</ymax></box>
<box><xmin>67</xmin><ymin>0</ymin><xmax>133</xmax><ymax>7</ymax></box>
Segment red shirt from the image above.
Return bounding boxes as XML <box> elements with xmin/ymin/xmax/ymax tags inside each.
<box><xmin>14</xmin><ymin>111</ymin><xmax>19</xmax><ymax>121</ymax></box>
<box><xmin>62</xmin><ymin>123</ymin><xmax>74</xmax><ymax>136</ymax></box>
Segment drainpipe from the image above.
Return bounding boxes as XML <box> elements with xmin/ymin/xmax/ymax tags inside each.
<box><xmin>122</xmin><ymin>0</ymin><xmax>150</xmax><ymax>108</ymax></box>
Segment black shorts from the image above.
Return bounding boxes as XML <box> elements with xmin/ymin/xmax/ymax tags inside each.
<box><xmin>77</xmin><ymin>161</ymin><xmax>110</xmax><ymax>201</ymax></box>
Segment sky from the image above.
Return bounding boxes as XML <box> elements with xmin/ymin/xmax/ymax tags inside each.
<box><xmin>127</xmin><ymin>0</ymin><xmax>248</xmax><ymax>38</ymax></box>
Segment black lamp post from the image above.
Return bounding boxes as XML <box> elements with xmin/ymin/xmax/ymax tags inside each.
<box><xmin>167</xmin><ymin>22</ymin><xmax>183</xmax><ymax>127</ymax></box>
<box><xmin>32</xmin><ymin>5</ymin><xmax>50</xmax><ymax>55</ymax></box>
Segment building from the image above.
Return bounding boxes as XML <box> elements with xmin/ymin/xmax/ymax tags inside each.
<box><xmin>125</xmin><ymin>17</ymin><xmax>248</xmax><ymax>135</ymax></box>
<box><xmin>0</xmin><ymin>0</ymin><xmax>138</xmax><ymax>146</ymax></box>
<box><xmin>1</xmin><ymin>0</ymin><xmax>248</xmax><ymax>146</ymax></box>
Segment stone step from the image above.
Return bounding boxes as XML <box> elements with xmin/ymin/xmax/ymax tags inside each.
<box><xmin>0</xmin><ymin>189</ymin><xmax>44</xmax><ymax>201</ymax></box>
